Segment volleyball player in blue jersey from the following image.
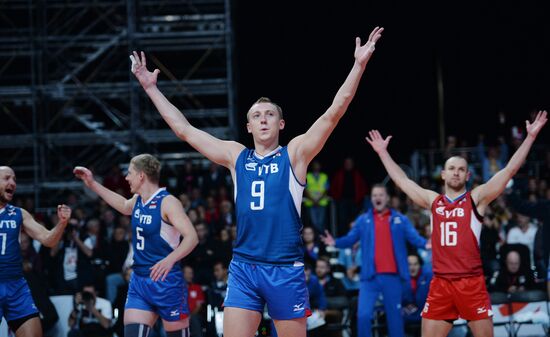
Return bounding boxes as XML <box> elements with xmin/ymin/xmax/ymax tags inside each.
<box><xmin>0</xmin><ymin>166</ymin><xmax>71</xmax><ymax>337</ymax></box>
<box><xmin>74</xmin><ymin>154</ymin><xmax>198</xmax><ymax>337</ymax></box>
<box><xmin>130</xmin><ymin>26</ymin><xmax>383</xmax><ymax>337</ymax></box>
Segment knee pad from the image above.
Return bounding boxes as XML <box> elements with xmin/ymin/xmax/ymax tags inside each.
<box><xmin>166</xmin><ymin>326</ymin><xmax>190</xmax><ymax>337</ymax></box>
<box><xmin>124</xmin><ymin>323</ymin><xmax>152</xmax><ymax>337</ymax></box>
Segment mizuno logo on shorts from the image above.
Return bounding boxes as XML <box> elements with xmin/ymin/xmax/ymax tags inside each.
<box><xmin>293</xmin><ymin>303</ymin><xmax>304</xmax><ymax>312</ymax></box>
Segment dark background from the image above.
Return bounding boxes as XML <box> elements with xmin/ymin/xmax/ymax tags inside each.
<box><xmin>232</xmin><ymin>1</ymin><xmax>550</xmax><ymax>181</ymax></box>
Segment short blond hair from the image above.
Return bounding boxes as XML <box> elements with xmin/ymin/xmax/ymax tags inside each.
<box><xmin>130</xmin><ymin>154</ymin><xmax>161</xmax><ymax>184</ymax></box>
<box><xmin>247</xmin><ymin>97</ymin><xmax>283</xmax><ymax>120</ymax></box>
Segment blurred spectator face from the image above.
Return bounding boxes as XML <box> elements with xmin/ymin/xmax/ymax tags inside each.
<box><xmin>188</xmin><ymin>209</ymin><xmax>199</xmax><ymax>224</ymax></box>
<box><xmin>315</xmin><ymin>259</ymin><xmax>330</xmax><ymax>279</ymax></box>
<box><xmin>371</xmin><ymin>186</ymin><xmax>390</xmax><ymax>213</ymax></box>
<box><xmin>179</xmin><ymin>193</ymin><xmax>191</xmax><ymax>209</ymax></box>
<box><xmin>487</xmin><ymin>146</ymin><xmax>498</xmax><ymax>159</ymax></box>
<box><xmin>20</xmin><ymin>232</ymin><xmax>31</xmax><ymax>252</ymax></box>
<box><xmin>527</xmin><ymin>178</ymin><xmax>537</xmax><ymax>193</ymax></box>
<box><xmin>206</xmin><ymin>196</ymin><xmax>216</xmax><ymax>209</ymax></box>
<box><xmin>408</xmin><ymin>255</ymin><xmax>421</xmax><ymax>278</ymax></box>
<box><xmin>113</xmin><ymin>227</ymin><xmax>126</xmax><ymax>242</ymax></box>
<box><xmin>86</xmin><ymin>218</ymin><xmax>100</xmax><ymax>235</ymax></box>
<box><xmin>191</xmin><ymin>187</ymin><xmax>202</xmax><ymax>200</ymax></box>
<box><xmin>102</xmin><ymin>209</ymin><xmax>116</xmax><ymax>224</ymax></box>
<box><xmin>184</xmin><ymin>266</ymin><xmax>194</xmax><ymax>283</ymax></box>
<box><xmin>118</xmin><ymin>216</ymin><xmax>130</xmax><ymax>228</ymax></box>
<box><xmin>213</xmin><ymin>263</ymin><xmax>228</xmax><ymax>281</ymax></box>
<box><xmin>302</xmin><ymin>227</ymin><xmax>315</xmax><ymax>244</ymax></box>
<box><xmin>195</xmin><ymin>223</ymin><xmax>208</xmax><ymax>241</ymax></box>
<box><xmin>516</xmin><ymin>213</ymin><xmax>531</xmax><ymax>229</ymax></box>
<box><xmin>220</xmin><ymin>200</ymin><xmax>232</xmax><ymax>214</ymax></box>
<box><xmin>311</xmin><ymin>161</ymin><xmax>321</xmax><ymax>173</ymax></box>
<box><xmin>506</xmin><ymin>251</ymin><xmax>521</xmax><ymax>274</ymax></box>
<box><xmin>219</xmin><ymin>229</ymin><xmax>230</xmax><ymax>242</ymax></box>
<box><xmin>230</xmin><ymin>226</ymin><xmax>237</xmax><ymax>241</ymax></box>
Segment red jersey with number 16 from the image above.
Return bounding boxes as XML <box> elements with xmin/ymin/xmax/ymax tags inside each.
<box><xmin>430</xmin><ymin>191</ymin><xmax>483</xmax><ymax>279</ymax></box>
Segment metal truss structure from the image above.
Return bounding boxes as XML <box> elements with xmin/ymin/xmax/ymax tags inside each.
<box><xmin>0</xmin><ymin>0</ymin><xmax>236</xmax><ymax>207</ymax></box>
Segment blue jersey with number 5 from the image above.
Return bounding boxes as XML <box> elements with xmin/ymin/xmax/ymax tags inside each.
<box><xmin>233</xmin><ymin>146</ymin><xmax>305</xmax><ymax>265</ymax></box>
<box><xmin>131</xmin><ymin>188</ymin><xmax>182</xmax><ymax>276</ymax></box>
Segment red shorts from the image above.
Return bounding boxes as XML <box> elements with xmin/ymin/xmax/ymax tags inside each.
<box><xmin>421</xmin><ymin>274</ymin><xmax>492</xmax><ymax>321</ymax></box>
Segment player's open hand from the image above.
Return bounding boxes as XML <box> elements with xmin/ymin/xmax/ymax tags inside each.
<box><xmin>150</xmin><ymin>256</ymin><xmax>176</xmax><ymax>282</ymax></box>
<box><xmin>57</xmin><ymin>204</ymin><xmax>71</xmax><ymax>224</ymax></box>
<box><xmin>354</xmin><ymin>26</ymin><xmax>384</xmax><ymax>66</ymax></box>
<box><xmin>130</xmin><ymin>51</ymin><xmax>160</xmax><ymax>90</ymax></box>
<box><xmin>320</xmin><ymin>230</ymin><xmax>336</xmax><ymax>246</ymax></box>
<box><xmin>526</xmin><ymin>110</ymin><xmax>547</xmax><ymax>138</ymax></box>
<box><xmin>73</xmin><ymin>166</ymin><xmax>95</xmax><ymax>187</ymax></box>
<box><xmin>366</xmin><ymin>130</ymin><xmax>392</xmax><ymax>154</ymax></box>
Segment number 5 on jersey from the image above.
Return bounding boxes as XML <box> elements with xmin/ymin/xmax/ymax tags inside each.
<box><xmin>250</xmin><ymin>181</ymin><xmax>264</xmax><ymax>210</ymax></box>
<box><xmin>136</xmin><ymin>226</ymin><xmax>145</xmax><ymax>250</ymax></box>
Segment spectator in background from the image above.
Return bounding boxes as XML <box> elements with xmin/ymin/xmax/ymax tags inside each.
<box><xmin>184</xmin><ymin>265</ymin><xmax>205</xmax><ymax>337</ymax></box>
<box><xmin>203</xmin><ymin>196</ymin><xmax>220</xmax><ymax>233</ymax></box>
<box><xmin>185</xmin><ymin>222</ymin><xmax>216</xmax><ymax>285</ymax></box>
<box><xmin>337</xmin><ymin>240</ymin><xmax>361</xmax><ymax>292</ymax></box>
<box><xmin>322</xmin><ymin>184</ymin><xmax>427</xmax><ymax>337</ymax></box>
<box><xmin>477</xmin><ymin>135</ymin><xmax>509</xmax><ymax>183</ymax></box>
<box><xmin>507</xmin><ymin>186</ymin><xmax>550</xmax><ymax>297</ymax></box>
<box><xmin>213</xmin><ymin>228</ymin><xmax>233</xmax><ymax>267</ymax></box>
<box><xmin>21</xmin><ymin>232</ymin><xmax>60</xmax><ymax>334</ymax></box>
<box><xmin>201</xmin><ymin>162</ymin><xmax>228</xmax><ymax>198</ymax></box>
<box><xmin>207</xmin><ymin>261</ymin><xmax>228</xmax><ymax>309</ymax></box>
<box><xmin>103</xmin><ymin>165</ymin><xmax>130</xmax><ymax>197</ymax></box>
<box><xmin>506</xmin><ymin>212</ymin><xmax>538</xmax><ymax>263</ymax></box>
<box><xmin>330</xmin><ymin>157</ymin><xmax>367</xmax><ymax>235</ymax></box>
<box><xmin>491</xmin><ymin>250</ymin><xmax>535</xmax><ymax>294</ymax></box>
<box><xmin>305</xmin><ymin>263</ymin><xmax>327</xmax><ymax>319</ymax></box>
<box><xmin>315</xmin><ymin>257</ymin><xmax>347</xmax><ymax>298</ymax></box>
<box><xmin>480</xmin><ymin>209</ymin><xmax>502</xmax><ymax>278</ymax></box>
<box><xmin>303</xmin><ymin>226</ymin><xmax>327</xmax><ymax>267</ymax></box>
<box><xmin>402</xmin><ymin>253</ymin><xmax>432</xmax><ymax>330</ymax></box>
<box><xmin>178</xmin><ymin>161</ymin><xmax>199</xmax><ymax>196</ymax></box>
<box><xmin>111</xmin><ymin>268</ymin><xmax>132</xmax><ymax>337</ymax></box>
<box><xmin>104</xmin><ymin>226</ymin><xmax>131</xmax><ymax>303</ymax></box>
<box><xmin>218</xmin><ymin>200</ymin><xmax>235</xmax><ymax>230</ymax></box>
<box><xmin>303</xmin><ymin>160</ymin><xmax>330</xmax><ymax>234</ymax></box>
<box><xmin>68</xmin><ymin>284</ymin><xmax>112</xmax><ymax>337</ymax></box>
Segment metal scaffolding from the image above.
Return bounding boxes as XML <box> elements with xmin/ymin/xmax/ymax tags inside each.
<box><xmin>0</xmin><ymin>0</ymin><xmax>236</xmax><ymax>207</ymax></box>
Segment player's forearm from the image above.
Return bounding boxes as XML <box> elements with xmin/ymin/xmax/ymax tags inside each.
<box><xmin>88</xmin><ymin>181</ymin><xmax>130</xmax><ymax>215</ymax></box>
<box><xmin>168</xmin><ymin>232</ymin><xmax>199</xmax><ymax>262</ymax></box>
<box><xmin>144</xmin><ymin>86</ymin><xmax>192</xmax><ymax>140</ymax></box>
<box><xmin>42</xmin><ymin>220</ymin><xmax>68</xmax><ymax>247</ymax></box>
<box><xmin>378</xmin><ymin>150</ymin><xmax>409</xmax><ymax>187</ymax></box>
<box><xmin>328</xmin><ymin>61</ymin><xmax>366</xmax><ymax>120</ymax></box>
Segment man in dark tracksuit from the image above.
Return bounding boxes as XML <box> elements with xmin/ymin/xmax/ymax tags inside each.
<box><xmin>323</xmin><ymin>184</ymin><xmax>428</xmax><ymax>337</ymax></box>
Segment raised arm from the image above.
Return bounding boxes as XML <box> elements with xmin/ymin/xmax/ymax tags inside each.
<box><xmin>149</xmin><ymin>195</ymin><xmax>199</xmax><ymax>281</ymax></box>
<box><xmin>22</xmin><ymin>205</ymin><xmax>71</xmax><ymax>247</ymax></box>
<box><xmin>366</xmin><ymin>130</ymin><xmax>438</xmax><ymax>209</ymax></box>
<box><xmin>288</xmin><ymin>27</ymin><xmax>384</xmax><ymax>177</ymax></box>
<box><xmin>472</xmin><ymin>110</ymin><xmax>547</xmax><ymax>211</ymax></box>
<box><xmin>130</xmin><ymin>51</ymin><xmax>244</xmax><ymax>169</ymax></box>
<box><xmin>73</xmin><ymin>166</ymin><xmax>136</xmax><ymax>216</ymax></box>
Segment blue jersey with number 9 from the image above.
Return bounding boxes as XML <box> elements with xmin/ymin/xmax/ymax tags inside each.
<box><xmin>131</xmin><ymin>188</ymin><xmax>182</xmax><ymax>276</ymax></box>
<box><xmin>233</xmin><ymin>146</ymin><xmax>305</xmax><ymax>265</ymax></box>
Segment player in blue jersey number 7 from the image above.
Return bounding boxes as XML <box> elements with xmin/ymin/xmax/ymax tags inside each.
<box><xmin>0</xmin><ymin>166</ymin><xmax>71</xmax><ymax>337</ymax></box>
<box><xmin>130</xmin><ymin>26</ymin><xmax>383</xmax><ymax>337</ymax></box>
<box><xmin>74</xmin><ymin>154</ymin><xmax>198</xmax><ymax>337</ymax></box>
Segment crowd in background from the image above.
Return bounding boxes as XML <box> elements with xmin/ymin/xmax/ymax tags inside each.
<box><xmin>10</xmin><ymin>125</ymin><xmax>550</xmax><ymax>337</ymax></box>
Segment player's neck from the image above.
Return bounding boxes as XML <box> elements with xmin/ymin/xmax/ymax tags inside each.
<box><xmin>253</xmin><ymin>139</ymin><xmax>280</xmax><ymax>157</ymax></box>
<box><xmin>138</xmin><ymin>183</ymin><xmax>162</xmax><ymax>203</ymax></box>
<box><xmin>444</xmin><ymin>187</ymin><xmax>467</xmax><ymax>201</ymax></box>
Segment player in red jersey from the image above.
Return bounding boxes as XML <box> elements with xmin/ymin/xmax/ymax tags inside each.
<box><xmin>366</xmin><ymin>110</ymin><xmax>547</xmax><ymax>337</ymax></box>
